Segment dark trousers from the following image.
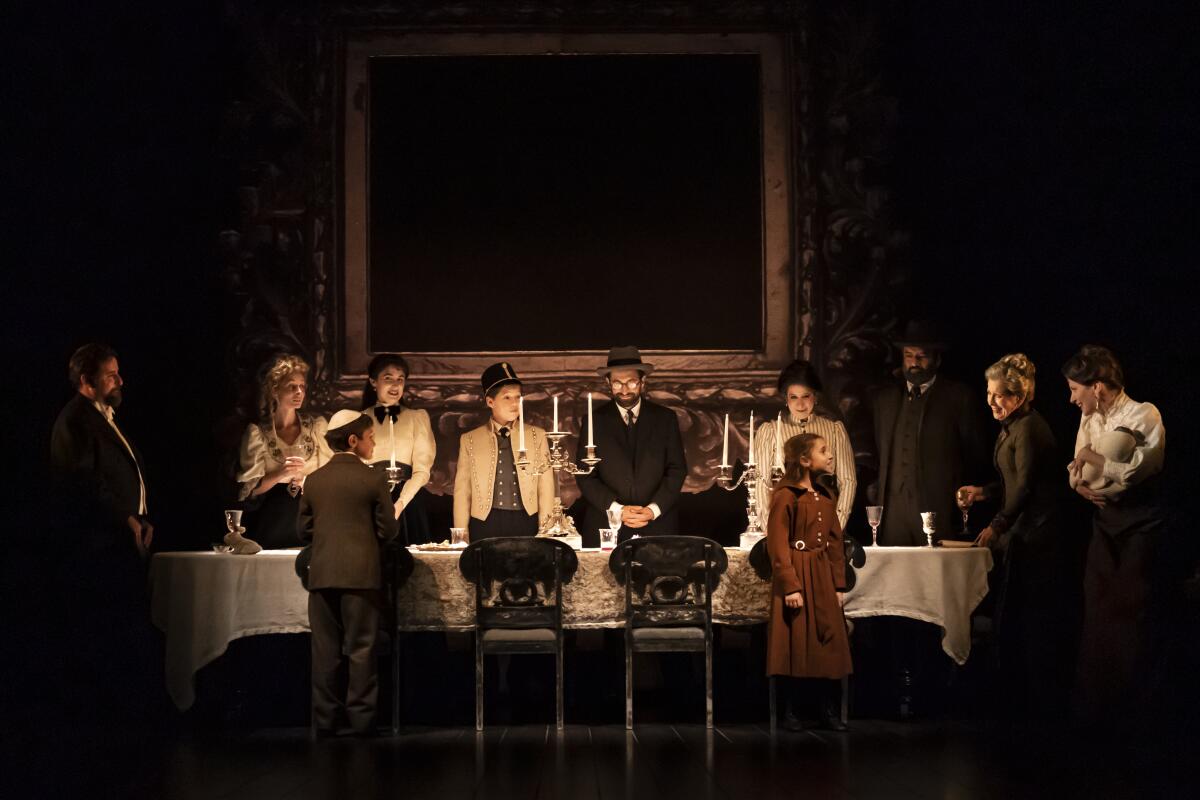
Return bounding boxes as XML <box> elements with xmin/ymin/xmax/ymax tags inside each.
<box><xmin>309</xmin><ymin>588</ymin><xmax>383</xmax><ymax>733</ymax></box>
<box><xmin>1075</xmin><ymin>527</ymin><xmax>1160</xmax><ymax>722</ymax></box>
<box><xmin>468</xmin><ymin>508</ymin><xmax>538</xmax><ymax>540</ymax></box>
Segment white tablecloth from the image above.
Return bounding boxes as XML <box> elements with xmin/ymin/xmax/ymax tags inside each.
<box><xmin>842</xmin><ymin>546</ymin><xmax>994</xmax><ymax>665</ymax></box>
<box><xmin>150</xmin><ymin>550</ymin><xmax>310</xmax><ymax>710</ymax></box>
<box><xmin>150</xmin><ymin>544</ymin><xmax>991</xmax><ymax>710</ymax></box>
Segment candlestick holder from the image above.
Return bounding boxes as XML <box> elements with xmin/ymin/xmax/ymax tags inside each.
<box><xmin>385</xmin><ymin>465</ymin><xmax>403</xmax><ymax>491</ymax></box>
<box><xmin>716</xmin><ymin>461</ymin><xmax>783</xmax><ymax>547</ymax></box>
<box><xmin>516</xmin><ymin>431</ymin><xmax>601</xmax><ymax>543</ymax></box>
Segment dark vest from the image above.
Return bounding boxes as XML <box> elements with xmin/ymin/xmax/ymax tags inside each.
<box><xmin>888</xmin><ymin>391</ymin><xmax>926</xmax><ymax>492</ymax></box>
<box><xmin>492</xmin><ymin>430</ymin><xmax>522</xmax><ymax>511</ymax></box>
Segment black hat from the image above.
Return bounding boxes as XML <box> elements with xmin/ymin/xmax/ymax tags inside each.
<box><xmin>894</xmin><ymin>320</ymin><xmax>948</xmax><ymax>351</ymax></box>
<box><xmin>597</xmin><ymin>346</ymin><xmax>655</xmax><ymax>377</ymax></box>
<box><xmin>481</xmin><ymin>361</ymin><xmax>521</xmax><ymax>395</ymax></box>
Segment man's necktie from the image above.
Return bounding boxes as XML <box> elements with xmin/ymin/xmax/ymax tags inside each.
<box><xmin>908</xmin><ymin>386</ymin><xmax>923</xmax><ymax>401</ymax></box>
<box><xmin>625</xmin><ymin>412</ymin><xmax>637</xmax><ymax>448</ymax></box>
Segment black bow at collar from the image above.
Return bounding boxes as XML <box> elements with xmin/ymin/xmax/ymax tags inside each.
<box><xmin>374</xmin><ymin>405</ymin><xmax>402</xmax><ymax>423</ymax></box>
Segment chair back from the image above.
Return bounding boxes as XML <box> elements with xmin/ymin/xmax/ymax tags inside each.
<box><xmin>746</xmin><ymin>534</ymin><xmax>866</xmax><ymax>589</ymax></box>
<box><xmin>609</xmin><ymin>536</ymin><xmax>728</xmax><ymax>628</ymax></box>
<box><xmin>458</xmin><ymin>537</ymin><xmax>579</xmax><ymax>629</ymax></box>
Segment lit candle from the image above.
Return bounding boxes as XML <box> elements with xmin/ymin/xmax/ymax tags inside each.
<box><xmin>553</xmin><ymin>395</ymin><xmax>559</xmax><ymax>433</ymax></box>
<box><xmin>389</xmin><ymin>415</ymin><xmax>396</xmax><ymax>468</ymax></box>
<box><xmin>721</xmin><ymin>412</ymin><xmax>729</xmax><ymax>467</ymax></box>
<box><xmin>587</xmin><ymin>392</ymin><xmax>594</xmax><ymax>448</ymax></box>
<box><xmin>518</xmin><ymin>396</ymin><xmax>526</xmax><ymax>451</ymax></box>
<box><xmin>747</xmin><ymin>410</ymin><xmax>755</xmax><ymax>465</ymax></box>
<box><xmin>775</xmin><ymin>412</ymin><xmax>783</xmax><ymax>468</ymax></box>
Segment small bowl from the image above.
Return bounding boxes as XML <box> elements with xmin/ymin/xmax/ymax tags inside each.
<box><xmin>212</xmin><ymin>544</ymin><xmax>234</xmax><ymax>554</ymax></box>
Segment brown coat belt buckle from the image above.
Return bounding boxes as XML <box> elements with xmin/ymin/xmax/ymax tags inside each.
<box><xmin>790</xmin><ymin>540</ymin><xmax>807</xmax><ymax>551</ymax></box>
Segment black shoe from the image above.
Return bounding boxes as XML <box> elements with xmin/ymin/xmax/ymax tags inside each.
<box><xmin>782</xmin><ymin>709</ymin><xmax>806</xmax><ymax>732</ymax></box>
<box><xmin>820</xmin><ymin>712</ymin><xmax>848</xmax><ymax>732</ymax></box>
<box><xmin>338</xmin><ymin>728</ymin><xmax>379</xmax><ymax>739</ymax></box>
<box><xmin>821</xmin><ymin>701</ymin><xmax>848</xmax><ymax>732</ymax></box>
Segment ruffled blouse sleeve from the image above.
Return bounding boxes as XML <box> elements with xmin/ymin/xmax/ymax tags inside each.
<box><xmin>829</xmin><ymin>420</ymin><xmax>857</xmax><ymax>529</ymax></box>
<box><xmin>310</xmin><ymin>415</ymin><xmax>334</xmax><ymax>470</ymax></box>
<box><xmin>398</xmin><ymin>408</ymin><xmax>436</xmax><ymax>510</ymax></box>
<box><xmin>236</xmin><ymin>423</ymin><xmax>268</xmax><ymax>501</ymax></box>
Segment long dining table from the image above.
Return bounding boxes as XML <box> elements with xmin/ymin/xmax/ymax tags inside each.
<box><xmin>149</xmin><ymin>544</ymin><xmax>992</xmax><ymax>710</ymax></box>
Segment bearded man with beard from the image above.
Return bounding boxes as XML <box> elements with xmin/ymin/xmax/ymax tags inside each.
<box><xmin>574</xmin><ymin>346</ymin><xmax>687</xmax><ymax>546</ymax></box>
<box><xmin>52</xmin><ymin>343</ymin><xmax>153</xmax><ymax>560</ymax></box>
<box><xmin>872</xmin><ymin>322</ymin><xmax>988</xmax><ymax>545</ymax></box>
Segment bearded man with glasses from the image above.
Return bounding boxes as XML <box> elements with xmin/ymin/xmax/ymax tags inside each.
<box><xmin>574</xmin><ymin>346</ymin><xmax>687</xmax><ymax>547</ymax></box>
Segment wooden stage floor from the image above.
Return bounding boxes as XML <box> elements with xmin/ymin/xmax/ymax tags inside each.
<box><xmin>12</xmin><ymin>718</ymin><xmax>1188</xmax><ymax>800</ymax></box>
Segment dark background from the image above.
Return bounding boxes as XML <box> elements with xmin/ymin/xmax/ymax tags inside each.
<box><xmin>7</xmin><ymin>3</ymin><xmax>1192</xmax><ymax>527</ymax></box>
<box><xmin>3</xmin><ymin>0</ymin><xmax>1193</xmax><ymax>707</ymax></box>
<box><xmin>369</xmin><ymin>53</ymin><xmax>763</xmax><ymax>352</ymax></box>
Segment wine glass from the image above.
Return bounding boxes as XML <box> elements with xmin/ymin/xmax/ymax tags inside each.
<box><xmin>866</xmin><ymin>505</ymin><xmax>883</xmax><ymax>547</ymax></box>
<box><xmin>920</xmin><ymin>511</ymin><xmax>937</xmax><ymax>548</ymax></box>
<box><xmin>956</xmin><ymin>488</ymin><xmax>972</xmax><ymax>538</ymax></box>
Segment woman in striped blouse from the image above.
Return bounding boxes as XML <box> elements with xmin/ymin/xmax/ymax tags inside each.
<box><xmin>754</xmin><ymin>361</ymin><xmax>857</xmax><ymax>529</ymax></box>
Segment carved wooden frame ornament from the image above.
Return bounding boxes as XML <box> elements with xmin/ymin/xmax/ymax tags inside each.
<box><xmin>340</xmin><ymin>31</ymin><xmax>798</xmax><ymax>387</ymax></box>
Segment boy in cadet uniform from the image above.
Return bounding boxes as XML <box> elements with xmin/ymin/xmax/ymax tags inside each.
<box><xmin>299</xmin><ymin>409</ymin><xmax>398</xmax><ymax>738</ymax></box>
<box><xmin>453</xmin><ymin>362</ymin><xmax>555</xmax><ymax>540</ymax></box>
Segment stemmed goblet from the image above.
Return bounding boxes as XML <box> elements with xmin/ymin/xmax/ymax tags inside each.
<box><xmin>956</xmin><ymin>488</ymin><xmax>972</xmax><ymax>538</ymax></box>
<box><xmin>865</xmin><ymin>505</ymin><xmax>883</xmax><ymax>547</ymax></box>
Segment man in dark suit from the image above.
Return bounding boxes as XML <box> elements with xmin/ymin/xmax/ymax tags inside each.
<box><xmin>299</xmin><ymin>409</ymin><xmax>399</xmax><ymax>738</ymax></box>
<box><xmin>49</xmin><ymin>343</ymin><xmax>158</xmax><ymax>723</ymax></box>
<box><xmin>575</xmin><ymin>346</ymin><xmax>687</xmax><ymax>546</ymax></box>
<box><xmin>51</xmin><ymin>343</ymin><xmax>153</xmax><ymax>560</ymax></box>
<box><xmin>872</xmin><ymin>321</ymin><xmax>988</xmax><ymax>545</ymax></box>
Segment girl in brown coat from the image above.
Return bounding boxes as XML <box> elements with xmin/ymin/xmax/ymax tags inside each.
<box><xmin>767</xmin><ymin>433</ymin><xmax>853</xmax><ymax>730</ymax></box>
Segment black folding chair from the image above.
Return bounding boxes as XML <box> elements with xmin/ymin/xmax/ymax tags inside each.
<box><xmin>458</xmin><ymin>537</ymin><xmax>579</xmax><ymax>730</ymax></box>
<box><xmin>609</xmin><ymin>536</ymin><xmax>728</xmax><ymax>729</ymax></box>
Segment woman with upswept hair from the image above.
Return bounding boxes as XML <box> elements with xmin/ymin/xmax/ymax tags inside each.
<box><xmin>235</xmin><ymin>354</ymin><xmax>333</xmax><ymax>548</ymax></box>
<box><xmin>360</xmin><ymin>353</ymin><xmax>436</xmax><ymax>544</ymax></box>
<box><xmin>754</xmin><ymin>360</ymin><xmax>857</xmax><ymax>531</ymax></box>
<box><xmin>957</xmin><ymin>354</ymin><xmax>1069</xmax><ymax>719</ymax></box>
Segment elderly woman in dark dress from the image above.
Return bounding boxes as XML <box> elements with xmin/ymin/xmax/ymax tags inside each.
<box><xmin>957</xmin><ymin>354</ymin><xmax>1069</xmax><ymax>718</ymax></box>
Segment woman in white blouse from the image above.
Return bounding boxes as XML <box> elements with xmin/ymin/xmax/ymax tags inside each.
<box><xmin>361</xmin><ymin>354</ymin><xmax>436</xmax><ymax>544</ymax></box>
<box><xmin>1062</xmin><ymin>345</ymin><xmax>1166</xmax><ymax>723</ymax></box>
<box><xmin>754</xmin><ymin>360</ymin><xmax>857</xmax><ymax>529</ymax></box>
<box><xmin>236</xmin><ymin>354</ymin><xmax>333</xmax><ymax>548</ymax></box>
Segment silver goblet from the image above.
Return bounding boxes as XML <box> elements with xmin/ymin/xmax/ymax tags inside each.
<box><xmin>920</xmin><ymin>511</ymin><xmax>937</xmax><ymax>548</ymax></box>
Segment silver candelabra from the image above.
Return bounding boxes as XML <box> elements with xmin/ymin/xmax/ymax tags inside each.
<box><xmin>517</xmin><ymin>432</ymin><xmax>601</xmax><ymax>537</ymax></box>
<box><xmin>717</xmin><ymin>460</ymin><xmax>784</xmax><ymax>538</ymax></box>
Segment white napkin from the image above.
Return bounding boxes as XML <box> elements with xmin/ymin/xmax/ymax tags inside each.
<box><xmin>223</xmin><ymin>527</ymin><xmax>263</xmax><ymax>555</ymax></box>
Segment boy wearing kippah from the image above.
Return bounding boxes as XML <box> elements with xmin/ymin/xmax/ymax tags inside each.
<box><xmin>299</xmin><ymin>409</ymin><xmax>398</xmax><ymax>738</ymax></box>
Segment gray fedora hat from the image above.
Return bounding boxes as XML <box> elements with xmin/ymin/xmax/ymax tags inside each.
<box><xmin>597</xmin><ymin>346</ymin><xmax>655</xmax><ymax>376</ymax></box>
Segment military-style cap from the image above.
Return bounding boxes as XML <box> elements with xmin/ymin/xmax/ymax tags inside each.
<box><xmin>481</xmin><ymin>362</ymin><xmax>522</xmax><ymax>395</ymax></box>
